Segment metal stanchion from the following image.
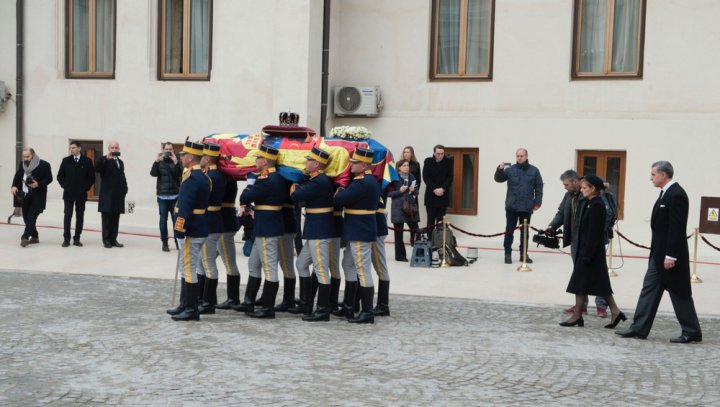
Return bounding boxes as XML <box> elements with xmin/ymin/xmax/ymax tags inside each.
<box><xmin>440</xmin><ymin>217</ymin><xmax>450</xmax><ymax>268</ymax></box>
<box><xmin>607</xmin><ymin>234</ymin><xmax>618</xmax><ymax>277</ymax></box>
<box><xmin>517</xmin><ymin>219</ymin><xmax>532</xmax><ymax>272</ymax></box>
<box><xmin>691</xmin><ymin>227</ymin><xmax>703</xmax><ymax>283</ymax></box>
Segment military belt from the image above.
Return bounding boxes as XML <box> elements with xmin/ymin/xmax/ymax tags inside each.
<box><xmin>376</xmin><ymin>209</ymin><xmax>386</xmax><ymax>214</ymax></box>
<box><xmin>344</xmin><ymin>209</ymin><xmax>376</xmax><ymax>215</ymax></box>
<box><xmin>255</xmin><ymin>205</ymin><xmax>283</xmax><ymax>211</ymax></box>
<box><xmin>305</xmin><ymin>207</ymin><xmax>334</xmax><ymax>214</ymax></box>
<box><xmin>221</xmin><ymin>203</ymin><xmax>236</xmax><ymax>208</ymax></box>
<box><xmin>174</xmin><ymin>208</ymin><xmax>207</xmax><ymax>214</ymax></box>
<box><xmin>207</xmin><ymin>206</ymin><xmax>222</xmax><ymax>211</ymax></box>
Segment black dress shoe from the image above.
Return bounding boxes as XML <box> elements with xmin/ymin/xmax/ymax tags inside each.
<box><xmin>248</xmin><ymin>307</ymin><xmax>275</xmax><ymax>319</ymax></box>
<box><xmin>20</xmin><ymin>238</ymin><xmax>30</xmax><ymax>247</ymax></box>
<box><xmin>504</xmin><ymin>255</ymin><xmax>511</xmax><ymax>264</ymax></box>
<box><xmin>615</xmin><ymin>328</ymin><xmax>647</xmax><ymax>339</ymax></box>
<box><xmin>302</xmin><ymin>308</ymin><xmax>331</xmax><ymax>322</ymax></box>
<box><xmin>198</xmin><ymin>302</ymin><xmax>216</xmax><ymax>314</ymax></box>
<box><xmin>103</xmin><ymin>241</ymin><xmax>113</xmax><ymax>248</ymax></box>
<box><xmin>559</xmin><ymin>317</ymin><xmax>584</xmax><ymax>327</ymax></box>
<box><xmin>670</xmin><ymin>335</ymin><xmax>702</xmax><ymax>344</ymax></box>
<box><xmin>348</xmin><ymin>311</ymin><xmax>375</xmax><ymax>324</ymax></box>
<box><xmin>216</xmin><ymin>299</ymin><xmax>240</xmax><ymax>309</ymax></box>
<box><xmin>111</xmin><ymin>241</ymin><xmax>124</xmax><ymax>248</ymax></box>
<box><xmin>373</xmin><ymin>304</ymin><xmax>391</xmax><ymax>317</ymax></box>
<box><xmin>73</xmin><ymin>240</ymin><xmax>83</xmax><ymax>247</ymax></box>
<box><xmin>520</xmin><ymin>256</ymin><xmax>533</xmax><ymax>264</ymax></box>
<box><xmin>62</xmin><ymin>240</ymin><xmax>70</xmax><ymax>247</ymax></box>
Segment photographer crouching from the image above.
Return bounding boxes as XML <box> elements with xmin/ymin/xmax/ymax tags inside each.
<box><xmin>11</xmin><ymin>148</ymin><xmax>53</xmax><ymax>247</ymax></box>
<box><xmin>545</xmin><ymin>170</ymin><xmax>609</xmax><ymax>318</ymax></box>
<box><xmin>151</xmin><ymin>142</ymin><xmax>183</xmax><ymax>252</ymax></box>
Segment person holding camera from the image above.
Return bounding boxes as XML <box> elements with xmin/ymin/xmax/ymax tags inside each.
<box><xmin>495</xmin><ymin>148</ymin><xmax>543</xmax><ymax>264</ymax></box>
<box><xmin>96</xmin><ymin>141</ymin><xmax>128</xmax><ymax>248</ymax></box>
<box><xmin>151</xmin><ymin>142</ymin><xmax>182</xmax><ymax>252</ymax></box>
<box><xmin>57</xmin><ymin>141</ymin><xmax>95</xmax><ymax>247</ymax></box>
<box><xmin>11</xmin><ymin>148</ymin><xmax>53</xmax><ymax>247</ymax></box>
<box><xmin>561</xmin><ymin>175</ymin><xmax>625</xmax><ymax>329</ymax></box>
<box><xmin>389</xmin><ymin>159</ymin><xmax>419</xmax><ymax>262</ymax></box>
<box><xmin>547</xmin><ymin>170</ymin><xmax>610</xmax><ymax>318</ymax></box>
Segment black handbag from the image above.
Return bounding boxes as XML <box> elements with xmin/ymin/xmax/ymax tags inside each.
<box><xmin>402</xmin><ymin>195</ymin><xmax>419</xmax><ymax>219</ymax></box>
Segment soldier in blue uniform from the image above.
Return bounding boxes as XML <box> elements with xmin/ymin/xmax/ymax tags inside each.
<box><xmin>329</xmin><ymin>199</ymin><xmax>344</xmax><ymax>313</ymax></box>
<box><xmin>372</xmin><ymin>190</ymin><xmax>391</xmax><ymax>316</ymax></box>
<box><xmin>197</xmin><ymin>143</ymin><xmax>227</xmax><ymax>314</ymax></box>
<box><xmin>235</xmin><ymin>144</ymin><xmax>287</xmax><ymax>319</ymax></box>
<box><xmin>289</xmin><ymin>147</ymin><xmax>335</xmax><ymax>321</ymax></box>
<box><xmin>216</xmin><ymin>172</ymin><xmax>242</xmax><ymax>309</ymax></box>
<box><xmin>333</xmin><ymin>147</ymin><xmax>380</xmax><ymax>324</ymax></box>
<box><xmin>166</xmin><ymin>141</ymin><xmax>211</xmax><ymax>321</ymax></box>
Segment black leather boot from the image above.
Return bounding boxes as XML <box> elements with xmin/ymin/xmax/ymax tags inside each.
<box><xmin>166</xmin><ymin>279</ymin><xmax>186</xmax><ymax>315</ymax></box>
<box><xmin>162</xmin><ymin>240</ymin><xmax>170</xmax><ymax>252</ymax></box>
<box><xmin>348</xmin><ymin>286</ymin><xmax>375</xmax><ymax>324</ymax></box>
<box><xmin>332</xmin><ymin>281</ymin><xmax>357</xmax><ymax>319</ymax></box>
<box><xmin>287</xmin><ymin>276</ymin><xmax>310</xmax><ymax>314</ymax></box>
<box><xmin>232</xmin><ymin>276</ymin><xmax>261</xmax><ymax>313</ymax></box>
<box><xmin>172</xmin><ymin>282</ymin><xmax>200</xmax><ymax>321</ymax></box>
<box><xmin>248</xmin><ymin>280</ymin><xmax>279</xmax><ymax>319</ymax></box>
<box><xmin>196</xmin><ymin>274</ymin><xmax>206</xmax><ymax>303</ymax></box>
<box><xmin>373</xmin><ymin>280</ymin><xmax>390</xmax><ymax>316</ymax></box>
<box><xmin>304</xmin><ymin>273</ymin><xmax>319</xmax><ymax>316</ymax></box>
<box><xmin>329</xmin><ymin>277</ymin><xmax>341</xmax><ymax>312</ymax></box>
<box><xmin>217</xmin><ymin>274</ymin><xmax>241</xmax><ymax>309</ymax></box>
<box><xmin>274</xmin><ymin>278</ymin><xmax>296</xmax><ymax>312</ymax></box>
<box><xmin>198</xmin><ymin>278</ymin><xmax>218</xmax><ymax>314</ymax></box>
<box><xmin>303</xmin><ymin>284</ymin><xmax>331</xmax><ymax>322</ymax></box>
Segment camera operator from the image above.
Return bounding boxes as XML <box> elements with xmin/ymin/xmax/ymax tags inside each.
<box><xmin>151</xmin><ymin>142</ymin><xmax>182</xmax><ymax>252</ymax></box>
<box><xmin>11</xmin><ymin>148</ymin><xmax>53</xmax><ymax>247</ymax></box>
<box><xmin>546</xmin><ymin>170</ymin><xmax>609</xmax><ymax>318</ymax></box>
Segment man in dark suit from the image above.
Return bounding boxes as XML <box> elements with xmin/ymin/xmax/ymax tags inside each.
<box><xmin>616</xmin><ymin>161</ymin><xmax>702</xmax><ymax>343</ymax></box>
<box><xmin>57</xmin><ymin>141</ymin><xmax>95</xmax><ymax>247</ymax></box>
<box><xmin>96</xmin><ymin>141</ymin><xmax>128</xmax><ymax>248</ymax></box>
<box><xmin>11</xmin><ymin>148</ymin><xmax>53</xmax><ymax>247</ymax></box>
<box><xmin>422</xmin><ymin>144</ymin><xmax>453</xmax><ymax>235</ymax></box>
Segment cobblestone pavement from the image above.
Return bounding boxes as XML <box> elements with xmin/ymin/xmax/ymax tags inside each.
<box><xmin>1</xmin><ymin>271</ymin><xmax>718</xmax><ymax>406</ymax></box>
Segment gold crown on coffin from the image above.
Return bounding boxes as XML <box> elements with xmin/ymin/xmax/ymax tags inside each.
<box><xmin>279</xmin><ymin>111</ymin><xmax>300</xmax><ymax>127</ymax></box>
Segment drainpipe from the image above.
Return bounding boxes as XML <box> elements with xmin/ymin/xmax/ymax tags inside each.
<box><xmin>16</xmin><ymin>0</ymin><xmax>24</xmax><ymax>167</ymax></box>
<box><xmin>319</xmin><ymin>0</ymin><xmax>330</xmax><ymax>136</ymax></box>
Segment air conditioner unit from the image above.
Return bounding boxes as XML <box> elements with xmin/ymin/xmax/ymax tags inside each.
<box><xmin>334</xmin><ymin>86</ymin><xmax>382</xmax><ymax>117</ymax></box>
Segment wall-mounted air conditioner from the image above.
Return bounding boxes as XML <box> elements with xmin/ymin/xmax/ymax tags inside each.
<box><xmin>334</xmin><ymin>86</ymin><xmax>382</xmax><ymax>117</ymax></box>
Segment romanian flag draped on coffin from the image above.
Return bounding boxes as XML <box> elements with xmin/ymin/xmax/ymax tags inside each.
<box><xmin>204</xmin><ymin>125</ymin><xmax>398</xmax><ymax>189</ymax></box>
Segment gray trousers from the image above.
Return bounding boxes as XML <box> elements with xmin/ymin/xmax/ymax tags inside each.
<box><xmin>330</xmin><ymin>237</ymin><xmax>341</xmax><ymax>279</ymax></box>
<box><xmin>344</xmin><ymin>241</ymin><xmax>374</xmax><ymax>288</ymax></box>
<box><xmin>629</xmin><ymin>260</ymin><xmax>702</xmax><ymax>338</ymax></box>
<box><xmin>199</xmin><ymin>233</ymin><xmax>222</xmax><ymax>278</ymax></box>
<box><xmin>296</xmin><ymin>239</ymin><xmax>331</xmax><ymax>284</ymax></box>
<box><xmin>372</xmin><ymin>235</ymin><xmax>390</xmax><ymax>282</ymax></box>
<box><xmin>279</xmin><ymin>233</ymin><xmax>296</xmax><ymax>279</ymax></box>
<box><xmin>180</xmin><ymin>237</ymin><xmax>206</xmax><ymax>283</ymax></box>
<box><xmin>218</xmin><ymin>232</ymin><xmax>240</xmax><ymax>276</ymax></box>
<box><xmin>248</xmin><ymin>236</ymin><xmax>281</xmax><ymax>282</ymax></box>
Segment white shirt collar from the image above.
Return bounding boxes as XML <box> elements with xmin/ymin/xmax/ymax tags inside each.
<box><xmin>662</xmin><ymin>180</ymin><xmax>676</xmax><ymax>195</ymax></box>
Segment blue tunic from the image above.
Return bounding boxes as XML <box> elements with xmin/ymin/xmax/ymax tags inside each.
<box><xmin>291</xmin><ymin>171</ymin><xmax>335</xmax><ymax>240</ymax></box>
<box><xmin>174</xmin><ymin>165</ymin><xmax>211</xmax><ymax>239</ymax></box>
<box><xmin>240</xmin><ymin>168</ymin><xmax>286</xmax><ymax>238</ymax></box>
<box><xmin>205</xmin><ymin>166</ymin><xmax>226</xmax><ymax>234</ymax></box>
<box><xmin>221</xmin><ymin>176</ymin><xmax>240</xmax><ymax>232</ymax></box>
<box><xmin>333</xmin><ymin>172</ymin><xmax>379</xmax><ymax>242</ymax></box>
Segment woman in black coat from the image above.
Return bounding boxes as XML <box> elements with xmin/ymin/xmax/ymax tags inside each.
<box><xmin>388</xmin><ymin>159</ymin><xmax>419</xmax><ymax>261</ymax></box>
<box><xmin>561</xmin><ymin>175</ymin><xmax>626</xmax><ymax>328</ymax></box>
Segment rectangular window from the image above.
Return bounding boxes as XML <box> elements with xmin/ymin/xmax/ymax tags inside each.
<box><xmin>572</xmin><ymin>0</ymin><xmax>646</xmax><ymax>78</ymax></box>
<box><xmin>577</xmin><ymin>150</ymin><xmax>626</xmax><ymax>219</ymax></box>
<box><xmin>158</xmin><ymin>0</ymin><xmax>213</xmax><ymax>80</ymax></box>
<box><xmin>445</xmin><ymin>148</ymin><xmax>479</xmax><ymax>215</ymax></box>
<box><xmin>430</xmin><ymin>0</ymin><xmax>495</xmax><ymax>80</ymax></box>
<box><xmin>66</xmin><ymin>0</ymin><xmax>116</xmax><ymax>78</ymax></box>
<box><xmin>72</xmin><ymin>140</ymin><xmax>103</xmax><ymax>200</ymax></box>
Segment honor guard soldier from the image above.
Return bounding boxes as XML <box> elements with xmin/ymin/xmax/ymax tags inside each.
<box><xmin>289</xmin><ymin>147</ymin><xmax>335</xmax><ymax>321</ymax></box>
<box><xmin>328</xmin><ymin>198</ymin><xmax>344</xmax><ymax>313</ymax></box>
<box><xmin>197</xmin><ymin>142</ymin><xmax>226</xmax><ymax>314</ymax></box>
<box><xmin>236</xmin><ymin>144</ymin><xmax>287</xmax><ymax>319</ymax></box>
<box><xmin>372</xmin><ymin>189</ymin><xmax>391</xmax><ymax>316</ymax></box>
<box><xmin>166</xmin><ymin>141</ymin><xmax>211</xmax><ymax>321</ymax></box>
<box><xmin>333</xmin><ymin>147</ymin><xmax>380</xmax><ymax>324</ymax></box>
<box><xmin>275</xmin><ymin>187</ymin><xmax>298</xmax><ymax>312</ymax></box>
<box><xmin>216</xmin><ymin>172</ymin><xmax>242</xmax><ymax>309</ymax></box>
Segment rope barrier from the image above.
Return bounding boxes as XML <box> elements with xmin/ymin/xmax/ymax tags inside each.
<box><xmin>701</xmin><ymin>234</ymin><xmax>720</xmax><ymax>252</ymax></box>
<box><xmin>449</xmin><ymin>224</ymin><xmax>517</xmax><ymax>238</ymax></box>
<box><xmin>616</xmin><ymin>230</ymin><xmax>650</xmax><ymax>250</ymax></box>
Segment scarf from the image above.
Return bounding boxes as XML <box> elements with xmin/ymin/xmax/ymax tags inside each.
<box><xmin>23</xmin><ymin>153</ymin><xmax>41</xmax><ymax>176</ymax></box>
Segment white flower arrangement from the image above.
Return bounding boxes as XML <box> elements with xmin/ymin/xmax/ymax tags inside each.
<box><xmin>329</xmin><ymin>126</ymin><xmax>372</xmax><ymax>140</ymax></box>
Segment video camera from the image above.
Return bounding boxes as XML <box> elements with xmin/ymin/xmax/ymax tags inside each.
<box><xmin>532</xmin><ymin>229</ymin><xmax>562</xmax><ymax>249</ymax></box>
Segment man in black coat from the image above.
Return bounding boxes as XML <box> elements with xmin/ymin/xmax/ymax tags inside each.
<box><xmin>96</xmin><ymin>141</ymin><xmax>128</xmax><ymax>248</ymax></box>
<box><xmin>11</xmin><ymin>148</ymin><xmax>53</xmax><ymax>247</ymax></box>
<box><xmin>57</xmin><ymin>141</ymin><xmax>95</xmax><ymax>247</ymax></box>
<box><xmin>422</xmin><ymin>144</ymin><xmax>453</xmax><ymax>235</ymax></box>
<box><xmin>616</xmin><ymin>161</ymin><xmax>702</xmax><ymax>343</ymax></box>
